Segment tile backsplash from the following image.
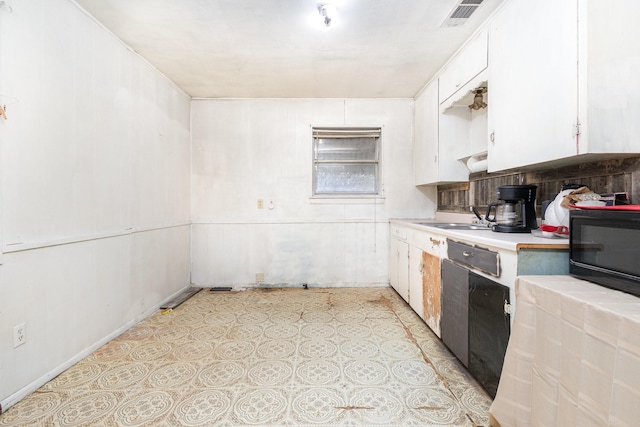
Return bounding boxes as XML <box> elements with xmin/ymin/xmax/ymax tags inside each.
<box><xmin>438</xmin><ymin>156</ymin><xmax>640</xmax><ymax>215</ymax></box>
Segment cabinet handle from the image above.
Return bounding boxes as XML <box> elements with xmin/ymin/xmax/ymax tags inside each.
<box><xmin>504</xmin><ymin>300</ymin><xmax>512</xmax><ymax>315</ymax></box>
<box><xmin>462</xmin><ymin>251</ymin><xmax>473</xmax><ymax>257</ymax></box>
<box><xmin>490</xmin><ymin>131</ymin><xmax>495</xmax><ymax>144</ymax></box>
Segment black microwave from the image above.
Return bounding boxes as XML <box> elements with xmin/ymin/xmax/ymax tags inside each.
<box><xmin>570</xmin><ymin>209</ymin><xmax>640</xmax><ymax>297</ymax></box>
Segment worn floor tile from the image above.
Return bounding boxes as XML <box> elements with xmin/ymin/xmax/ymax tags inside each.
<box><xmin>0</xmin><ymin>287</ymin><xmax>491</xmax><ymax>426</ymax></box>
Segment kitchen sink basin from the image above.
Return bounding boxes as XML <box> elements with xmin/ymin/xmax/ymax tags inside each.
<box><xmin>415</xmin><ymin>222</ymin><xmax>491</xmax><ymax>231</ymax></box>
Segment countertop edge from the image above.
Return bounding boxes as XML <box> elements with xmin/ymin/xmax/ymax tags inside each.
<box><xmin>390</xmin><ymin>219</ymin><xmax>570</xmax><ymax>252</ymax></box>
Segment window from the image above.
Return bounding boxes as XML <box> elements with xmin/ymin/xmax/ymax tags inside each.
<box><xmin>312</xmin><ymin>127</ymin><xmax>381</xmax><ymax>196</ymax></box>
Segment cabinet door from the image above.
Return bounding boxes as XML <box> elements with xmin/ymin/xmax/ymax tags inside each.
<box><xmin>411</xmin><ymin>248</ymin><xmax>441</xmax><ymax>337</ymax></box>
<box><xmin>487</xmin><ymin>0</ymin><xmax>578</xmax><ymax>172</ymax></box>
<box><xmin>441</xmin><ymin>259</ymin><xmax>469</xmax><ymax>367</ymax></box>
<box><xmin>468</xmin><ymin>272</ymin><xmax>510</xmax><ymax>398</ymax></box>
<box><xmin>414</xmin><ymin>80</ymin><xmax>439</xmax><ymax>185</ymax></box>
<box><xmin>390</xmin><ymin>238</ymin><xmax>409</xmax><ymax>302</ymax></box>
<box><xmin>409</xmin><ymin>246</ymin><xmax>424</xmax><ymax>319</ymax></box>
<box><xmin>439</xmin><ymin>29</ymin><xmax>488</xmax><ymax>105</ymax></box>
<box><xmin>579</xmin><ymin>0</ymin><xmax>640</xmax><ymax>154</ymax></box>
<box><xmin>414</xmin><ymin>80</ymin><xmax>469</xmax><ymax>185</ymax></box>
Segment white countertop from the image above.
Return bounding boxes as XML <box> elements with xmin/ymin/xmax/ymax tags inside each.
<box><xmin>390</xmin><ymin>218</ymin><xmax>570</xmax><ymax>252</ymax></box>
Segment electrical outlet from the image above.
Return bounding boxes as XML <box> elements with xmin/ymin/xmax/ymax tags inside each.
<box><xmin>257</xmin><ymin>199</ymin><xmax>264</xmax><ymax>209</ymax></box>
<box><xmin>256</xmin><ymin>273</ymin><xmax>265</xmax><ymax>283</ymax></box>
<box><xmin>13</xmin><ymin>323</ymin><xmax>25</xmax><ymax>348</ymax></box>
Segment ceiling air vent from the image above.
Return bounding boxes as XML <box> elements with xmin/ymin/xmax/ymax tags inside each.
<box><xmin>442</xmin><ymin>0</ymin><xmax>484</xmax><ymax>27</ymax></box>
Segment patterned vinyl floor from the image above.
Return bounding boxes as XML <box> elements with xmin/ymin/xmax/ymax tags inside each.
<box><xmin>0</xmin><ymin>287</ymin><xmax>492</xmax><ymax>426</ymax></box>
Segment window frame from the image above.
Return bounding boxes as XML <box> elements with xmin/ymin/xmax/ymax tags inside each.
<box><xmin>311</xmin><ymin>126</ymin><xmax>383</xmax><ymax>199</ymax></box>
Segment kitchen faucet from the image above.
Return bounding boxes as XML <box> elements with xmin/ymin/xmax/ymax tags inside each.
<box><xmin>470</xmin><ymin>206</ymin><xmax>486</xmax><ymax>224</ymax></box>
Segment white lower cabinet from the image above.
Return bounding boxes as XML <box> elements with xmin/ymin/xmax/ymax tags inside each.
<box><xmin>408</xmin><ymin>245</ymin><xmax>425</xmax><ymax>319</ymax></box>
<box><xmin>389</xmin><ymin>223</ymin><xmax>445</xmax><ymax>337</ymax></box>
<box><xmin>411</xmin><ymin>246</ymin><xmax>441</xmax><ymax>337</ymax></box>
<box><xmin>389</xmin><ymin>232</ymin><xmax>409</xmax><ymax>302</ymax></box>
<box><xmin>391</xmin><ymin>221</ymin><xmax>571</xmax><ymax>398</ymax></box>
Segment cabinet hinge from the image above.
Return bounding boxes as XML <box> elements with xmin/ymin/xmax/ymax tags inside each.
<box><xmin>504</xmin><ymin>300</ymin><xmax>512</xmax><ymax>316</ymax></box>
<box><xmin>575</xmin><ymin>122</ymin><xmax>581</xmax><ymax>136</ymax></box>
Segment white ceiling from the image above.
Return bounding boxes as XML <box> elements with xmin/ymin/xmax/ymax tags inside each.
<box><xmin>74</xmin><ymin>0</ymin><xmax>503</xmax><ymax>98</ymax></box>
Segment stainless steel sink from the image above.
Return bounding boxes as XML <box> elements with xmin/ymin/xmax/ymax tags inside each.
<box><xmin>415</xmin><ymin>222</ymin><xmax>491</xmax><ymax>231</ymax></box>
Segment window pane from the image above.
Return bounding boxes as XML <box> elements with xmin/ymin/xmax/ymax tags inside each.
<box><xmin>314</xmin><ymin>163</ymin><xmax>378</xmax><ymax>194</ymax></box>
<box><xmin>316</xmin><ymin>137</ymin><xmax>378</xmax><ymax>161</ymax></box>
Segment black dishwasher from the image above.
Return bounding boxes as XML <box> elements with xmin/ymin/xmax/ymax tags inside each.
<box><xmin>441</xmin><ymin>240</ymin><xmax>510</xmax><ymax>398</ymax></box>
<box><xmin>468</xmin><ymin>271</ymin><xmax>510</xmax><ymax>398</ymax></box>
<box><xmin>441</xmin><ymin>259</ymin><xmax>469</xmax><ymax>367</ymax></box>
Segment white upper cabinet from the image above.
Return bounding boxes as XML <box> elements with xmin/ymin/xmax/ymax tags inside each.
<box><xmin>414</xmin><ymin>80</ymin><xmax>469</xmax><ymax>185</ymax></box>
<box><xmin>487</xmin><ymin>0</ymin><xmax>640</xmax><ymax>173</ymax></box>
<box><xmin>439</xmin><ymin>29</ymin><xmax>489</xmax><ymax>107</ymax></box>
<box><xmin>578</xmin><ymin>1</ymin><xmax>640</xmax><ymax>155</ymax></box>
<box><xmin>412</xmin><ymin>28</ymin><xmax>488</xmax><ymax>186</ymax></box>
<box><xmin>414</xmin><ymin>81</ymin><xmax>439</xmax><ymax>185</ymax></box>
<box><xmin>487</xmin><ymin>0</ymin><xmax>577</xmax><ymax>172</ymax></box>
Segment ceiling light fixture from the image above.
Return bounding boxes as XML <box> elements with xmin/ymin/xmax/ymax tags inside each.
<box><xmin>318</xmin><ymin>3</ymin><xmax>337</xmax><ymax>28</ymax></box>
<box><xmin>468</xmin><ymin>88</ymin><xmax>487</xmax><ymax>110</ymax></box>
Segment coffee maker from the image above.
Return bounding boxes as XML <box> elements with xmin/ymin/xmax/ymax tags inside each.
<box><xmin>485</xmin><ymin>185</ymin><xmax>538</xmax><ymax>233</ymax></box>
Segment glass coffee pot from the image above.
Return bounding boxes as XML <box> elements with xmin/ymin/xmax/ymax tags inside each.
<box><xmin>485</xmin><ymin>185</ymin><xmax>538</xmax><ymax>233</ymax></box>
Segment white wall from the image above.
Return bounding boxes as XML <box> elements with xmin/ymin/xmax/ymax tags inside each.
<box><xmin>191</xmin><ymin>98</ymin><xmax>436</xmax><ymax>287</ymax></box>
<box><xmin>0</xmin><ymin>0</ymin><xmax>191</xmax><ymax>407</ymax></box>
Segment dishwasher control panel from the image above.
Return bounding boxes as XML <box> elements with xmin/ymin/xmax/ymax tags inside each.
<box><xmin>447</xmin><ymin>239</ymin><xmax>500</xmax><ymax>277</ymax></box>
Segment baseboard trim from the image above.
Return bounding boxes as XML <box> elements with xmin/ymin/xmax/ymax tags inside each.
<box><xmin>193</xmin><ymin>282</ymin><xmax>390</xmax><ymax>290</ymax></box>
<box><xmin>0</xmin><ymin>284</ymin><xmax>192</xmax><ymax>412</ymax></box>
